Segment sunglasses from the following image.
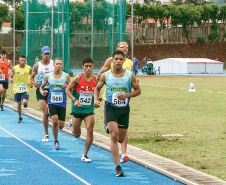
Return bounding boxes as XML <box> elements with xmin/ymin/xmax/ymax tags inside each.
<box><xmin>118</xmin><ymin>45</ymin><xmax>129</xmax><ymax>49</ymax></box>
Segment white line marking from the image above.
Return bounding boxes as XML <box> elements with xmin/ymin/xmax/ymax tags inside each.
<box><xmin>141</xmin><ymin>83</ymin><xmax>226</xmax><ymax>94</ymax></box>
<box><xmin>0</xmin><ymin>126</ymin><xmax>91</xmax><ymax>185</ymax></box>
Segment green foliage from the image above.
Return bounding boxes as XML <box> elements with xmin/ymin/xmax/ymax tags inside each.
<box><xmin>0</xmin><ymin>4</ymin><xmax>9</xmax><ymax>31</ymax></box>
<box><xmin>210</xmin><ymin>22</ymin><xmax>219</xmax><ymax>31</ymax></box>
<box><xmin>196</xmin><ymin>36</ymin><xmax>206</xmax><ymax>43</ymax></box>
<box><xmin>223</xmin><ymin>32</ymin><xmax>226</xmax><ymax>38</ymax></box>
<box><xmin>135</xmin><ymin>38</ymin><xmax>139</xmax><ymax>43</ymax></box>
<box><xmin>1</xmin><ymin>0</ymin><xmax>21</xmax><ymax>5</ymax></box>
<box><xmin>141</xmin><ymin>35</ymin><xmax>146</xmax><ymax>40</ymax></box>
<box><xmin>208</xmin><ymin>31</ymin><xmax>219</xmax><ymax>41</ymax></box>
<box><xmin>9</xmin><ymin>4</ymin><xmax>24</xmax><ymax>31</ymax></box>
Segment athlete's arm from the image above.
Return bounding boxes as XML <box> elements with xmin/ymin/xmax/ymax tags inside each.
<box><xmin>94</xmin><ymin>73</ymin><xmax>105</xmax><ymax>108</ymax></box>
<box><xmin>96</xmin><ymin>58</ymin><xmax>112</xmax><ymax>81</ymax></box>
<box><xmin>40</xmin><ymin>74</ymin><xmax>48</xmax><ymax>96</ymax></box>
<box><xmin>117</xmin><ymin>73</ymin><xmax>141</xmax><ymax>100</ymax></box>
<box><xmin>62</xmin><ymin>74</ymin><xmax>71</xmax><ymax>89</ymax></box>
<box><xmin>9</xmin><ymin>67</ymin><xmax>15</xmax><ymax>83</ymax></box>
<box><xmin>8</xmin><ymin>60</ymin><xmax>13</xmax><ymax>77</ymax></box>
<box><xmin>30</xmin><ymin>63</ymin><xmax>40</xmax><ymax>88</ymax></box>
<box><xmin>65</xmin><ymin>74</ymin><xmax>81</xmax><ymax>108</ymax></box>
<box><xmin>29</xmin><ymin>67</ymin><xmax>33</xmax><ymax>88</ymax></box>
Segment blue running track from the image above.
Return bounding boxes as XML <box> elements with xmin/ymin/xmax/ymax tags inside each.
<box><xmin>0</xmin><ymin>106</ymin><xmax>184</xmax><ymax>185</ymax></box>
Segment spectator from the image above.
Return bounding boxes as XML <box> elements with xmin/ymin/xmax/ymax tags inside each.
<box><xmin>133</xmin><ymin>57</ymin><xmax>139</xmax><ymax>76</ymax></box>
<box><xmin>147</xmin><ymin>58</ymin><xmax>154</xmax><ymax>75</ymax></box>
<box><xmin>142</xmin><ymin>57</ymin><xmax>146</xmax><ymax>66</ymax></box>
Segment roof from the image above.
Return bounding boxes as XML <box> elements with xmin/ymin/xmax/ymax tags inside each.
<box><xmin>2</xmin><ymin>22</ymin><xmax>11</xmax><ymax>28</ymax></box>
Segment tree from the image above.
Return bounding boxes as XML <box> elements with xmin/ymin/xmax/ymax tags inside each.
<box><xmin>0</xmin><ymin>4</ymin><xmax>9</xmax><ymax>31</ymax></box>
<box><xmin>141</xmin><ymin>3</ymin><xmax>149</xmax><ymax>40</ymax></box>
<box><xmin>178</xmin><ymin>5</ymin><xmax>194</xmax><ymax>44</ymax></box>
<box><xmin>187</xmin><ymin>4</ymin><xmax>201</xmax><ymax>43</ymax></box>
<box><xmin>9</xmin><ymin>4</ymin><xmax>23</xmax><ymax>31</ymax></box>
<box><xmin>218</xmin><ymin>4</ymin><xmax>226</xmax><ymax>41</ymax></box>
<box><xmin>170</xmin><ymin>5</ymin><xmax>181</xmax><ymax>43</ymax></box>
<box><xmin>2</xmin><ymin>0</ymin><xmax>21</xmax><ymax>5</ymax></box>
<box><xmin>149</xmin><ymin>4</ymin><xmax>158</xmax><ymax>44</ymax></box>
<box><xmin>157</xmin><ymin>4</ymin><xmax>169</xmax><ymax>44</ymax></box>
<box><xmin>133</xmin><ymin>2</ymin><xmax>142</xmax><ymax>40</ymax></box>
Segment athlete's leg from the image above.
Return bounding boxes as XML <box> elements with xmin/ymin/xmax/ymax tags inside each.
<box><xmin>22</xmin><ymin>92</ymin><xmax>29</xmax><ymax>108</ymax></box>
<box><xmin>17</xmin><ymin>100</ymin><xmax>22</xmax><ymax>118</ymax></box>
<box><xmin>0</xmin><ymin>84</ymin><xmax>4</xmax><ymax>104</ymax></box>
<box><xmin>51</xmin><ymin>114</ymin><xmax>59</xmax><ymax>141</ymax></box>
<box><xmin>72</xmin><ymin>116</ymin><xmax>82</xmax><ymax>137</ymax></box>
<box><xmin>83</xmin><ymin>115</ymin><xmax>95</xmax><ymax>155</ymax></box>
<box><xmin>108</xmin><ymin>121</ymin><xmax>127</xmax><ymax>167</ymax></box>
<box><xmin>1</xmin><ymin>88</ymin><xmax>7</xmax><ymax>105</ymax></box>
<box><xmin>121</xmin><ymin>132</ymin><xmax>128</xmax><ymax>154</ymax></box>
<box><xmin>39</xmin><ymin>100</ymin><xmax>49</xmax><ymax>136</ymax></box>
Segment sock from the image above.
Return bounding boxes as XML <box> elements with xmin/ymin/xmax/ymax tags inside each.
<box><xmin>23</xmin><ymin>104</ymin><xmax>27</xmax><ymax>108</ymax></box>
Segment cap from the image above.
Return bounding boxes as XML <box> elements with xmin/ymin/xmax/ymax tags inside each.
<box><xmin>41</xmin><ymin>46</ymin><xmax>51</xmax><ymax>54</ymax></box>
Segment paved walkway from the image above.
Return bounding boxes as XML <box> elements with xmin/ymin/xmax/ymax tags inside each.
<box><xmin>4</xmin><ymin>99</ymin><xmax>226</xmax><ymax>185</ymax></box>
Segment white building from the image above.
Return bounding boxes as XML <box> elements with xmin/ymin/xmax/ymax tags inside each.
<box><xmin>154</xmin><ymin>58</ymin><xmax>224</xmax><ymax>74</ymax></box>
<box><xmin>1</xmin><ymin>22</ymin><xmax>11</xmax><ymax>33</ymax></box>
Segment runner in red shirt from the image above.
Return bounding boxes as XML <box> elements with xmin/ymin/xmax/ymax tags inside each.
<box><xmin>0</xmin><ymin>50</ymin><xmax>13</xmax><ymax>111</ymax></box>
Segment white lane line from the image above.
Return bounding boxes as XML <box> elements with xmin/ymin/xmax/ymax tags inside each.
<box><xmin>142</xmin><ymin>83</ymin><xmax>226</xmax><ymax>94</ymax></box>
<box><xmin>0</xmin><ymin>126</ymin><xmax>91</xmax><ymax>185</ymax></box>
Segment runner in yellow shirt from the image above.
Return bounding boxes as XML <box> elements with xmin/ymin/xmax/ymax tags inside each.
<box><xmin>9</xmin><ymin>55</ymin><xmax>33</xmax><ymax>123</ymax></box>
<box><xmin>97</xmin><ymin>41</ymin><xmax>133</xmax><ymax>163</ymax></box>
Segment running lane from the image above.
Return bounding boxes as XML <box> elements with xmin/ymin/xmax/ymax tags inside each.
<box><xmin>0</xmin><ymin>107</ymin><xmax>184</xmax><ymax>185</ymax></box>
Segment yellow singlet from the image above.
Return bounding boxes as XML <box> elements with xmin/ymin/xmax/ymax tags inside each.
<box><xmin>102</xmin><ymin>57</ymin><xmax>133</xmax><ymax>101</ymax></box>
<box><xmin>13</xmin><ymin>64</ymin><xmax>32</xmax><ymax>94</ymax></box>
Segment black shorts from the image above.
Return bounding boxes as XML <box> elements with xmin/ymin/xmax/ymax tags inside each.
<box><xmin>48</xmin><ymin>104</ymin><xmax>66</xmax><ymax>121</ymax></box>
<box><xmin>106</xmin><ymin>103</ymin><xmax>130</xmax><ymax>129</ymax></box>
<box><xmin>0</xmin><ymin>82</ymin><xmax>9</xmax><ymax>89</ymax></box>
<box><xmin>36</xmin><ymin>88</ymin><xmax>48</xmax><ymax>101</ymax></box>
<box><xmin>71</xmin><ymin>112</ymin><xmax>94</xmax><ymax>120</ymax></box>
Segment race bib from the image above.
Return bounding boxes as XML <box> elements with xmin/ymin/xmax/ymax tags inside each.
<box><xmin>0</xmin><ymin>74</ymin><xmax>5</xmax><ymax>81</ymax></box>
<box><xmin>79</xmin><ymin>93</ymin><xmax>92</xmax><ymax>105</ymax></box>
<box><xmin>18</xmin><ymin>84</ymin><xmax>27</xmax><ymax>92</ymax></box>
<box><xmin>51</xmin><ymin>92</ymin><xmax>63</xmax><ymax>103</ymax></box>
<box><xmin>112</xmin><ymin>93</ymin><xmax>128</xmax><ymax>107</ymax></box>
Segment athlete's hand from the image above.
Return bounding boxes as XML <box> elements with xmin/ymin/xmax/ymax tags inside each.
<box><xmin>62</xmin><ymin>83</ymin><xmax>67</xmax><ymax>89</ymax></box>
<box><xmin>117</xmin><ymin>93</ymin><xmax>128</xmax><ymax>100</ymax></box>
<box><xmin>42</xmin><ymin>90</ymin><xmax>48</xmax><ymax>96</ymax></box>
<box><xmin>9</xmin><ymin>78</ymin><xmax>14</xmax><ymax>83</ymax></box>
<box><xmin>94</xmin><ymin>100</ymin><xmax>101</xmax><ymax>108</ymax></box>
<box><xmin>36</xmin><ymin>82</ymin><xmax>40</xmax><ymax>88</ymax></box>
<box><xmin>74</xmin><ymin>100</ymin><xmax>82</xmax><ymax>108</ymax></box>
<box><xmin>98</xmin><ymin>95</ymin><xmax>102</xmax><ymax>102</ymax></box>
<box><xmin>29</xmin><ymin>83</ymin><xmax>33</xmax><ymax>88</ymax></box>
<box><xmin>0</xmin><ymin>73</ymin><xmax>2</xmax><ymax>78</ymax></box>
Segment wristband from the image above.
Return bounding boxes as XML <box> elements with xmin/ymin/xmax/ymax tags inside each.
<box><xmin>72</xmin><ymin>98</ymin><xmax>77</xmax><ymax>103</ymax></box>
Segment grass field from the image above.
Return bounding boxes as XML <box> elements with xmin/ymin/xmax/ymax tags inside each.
<box><xmin>5</xmin><ymin>75</ymin><xmax>226</xmax><ymax>180</ymax></box>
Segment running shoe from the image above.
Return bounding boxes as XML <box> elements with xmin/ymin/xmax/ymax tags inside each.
<box><xmin>1</xmin><ymin>105</ymin><xmax>4</xmax><ymax>111</ymax></box>
<box><xmin>115</xmin><ymin>165</ymin><xmax>124</xmax><ymax>177</ymax></box>
<box><xmin>68</xmin><ymin>119</ymin><xmax>72</xmax><ymax>128</ymax></box>
<box><xmin>42</xmin><ymin>135</ymin><xmax>49</xmax><ymax>142</ymax></box>
<box><xmin>17</xmin><ymin>117</ymin><xmax>23</xmax><ymax>123</ymax></box>
<box><xmin>53</xmin><ymin>141</ymin><xmax>60</xmax><ymax>150</ymax></box>
<box><xmin>81</xmin><ymin>154</ymin><xmax>91</xmax><ymax>162</ymax></box>
<box><xmin>120</xmin><ymin>154</ymin><xmax>129</xmax><ymax>163</ymax></box>
<box><xmin>104</xmin><ymin>124</ymin><xmax>109</xmax><ymax>134</ymax></box>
